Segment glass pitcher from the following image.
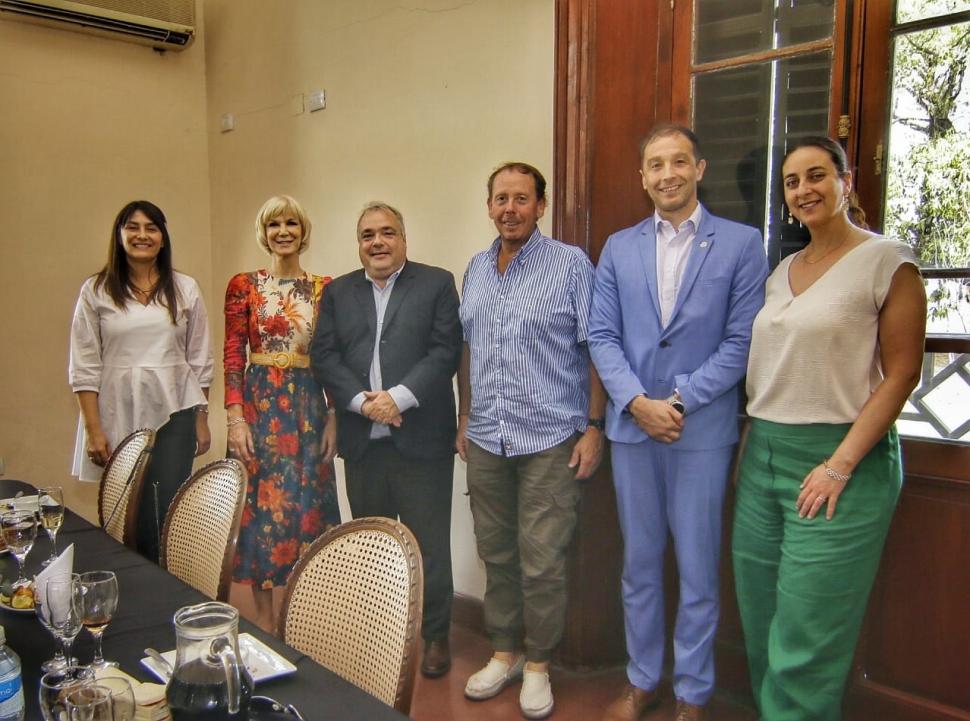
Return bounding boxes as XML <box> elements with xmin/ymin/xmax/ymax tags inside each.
<box><xmin>166</xmin><ymin>602</ymin><xmax>254</xmax><ymax>721</ymax></box>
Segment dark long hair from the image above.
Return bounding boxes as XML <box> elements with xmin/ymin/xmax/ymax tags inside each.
<box><xmin>784</xmin><ymin>136</ymin><xmax>868</xmax><ymax>229</ymax></box>
<box><xmin>93</xmin><ymin>200</ymin><xmax>179</xmax><ymax>324</ymax></box>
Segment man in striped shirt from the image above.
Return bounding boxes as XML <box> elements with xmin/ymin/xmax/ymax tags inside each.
<box><xmin>457</xmin><ymin>161</ymin><xmax>607</xmax><ymax>720</ymax></box>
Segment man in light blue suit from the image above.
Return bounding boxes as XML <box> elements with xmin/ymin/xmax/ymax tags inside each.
<box><xmin>590</xmin><ymin>125</ymin><xmax>768</xmax><ymax>721</ymax></box>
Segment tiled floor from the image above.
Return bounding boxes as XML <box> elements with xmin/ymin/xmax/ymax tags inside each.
<box><xmin>230</xmin><ymin>582</ymin><xmax>758</xmax><ymax>721</ymax></box>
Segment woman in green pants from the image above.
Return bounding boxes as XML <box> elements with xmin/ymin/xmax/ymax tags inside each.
<box><xmin>733</xmin><ymin>136</ymin><xmax>926</xmax><ymax>720</ymax></box>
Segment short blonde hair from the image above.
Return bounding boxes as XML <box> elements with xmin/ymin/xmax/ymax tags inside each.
<box><xmin>255</xmin><ymin>195</ymin><xmax>312</xmax><ymax>254</ymax></box>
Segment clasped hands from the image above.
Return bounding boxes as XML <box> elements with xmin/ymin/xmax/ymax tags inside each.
<box><xmin>361</xmin><ymin>390</ymin><xmax>402</xmax><ymax>427</ymax></box>
<box><xmin>628</xmin><ymin>395</ymin><xmax>683</xmax><ymax>443</ymax></box>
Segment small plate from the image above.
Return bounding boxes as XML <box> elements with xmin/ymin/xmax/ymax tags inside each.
<box><xmin>140</xmin><ymin>633</ymin><xmax>297</xmax><ymax>684</ymax></box>
<box><xmin>0</xmin><ymin>497</ymin><xmax>39</xmax><ymax>512</ymax></box>
<box><xmin>0</xmin><ymin>594</ymin><xmax>35</xmax><ymax>614</ymax></box>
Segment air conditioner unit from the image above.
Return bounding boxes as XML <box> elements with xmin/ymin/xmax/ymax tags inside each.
<box><xmin>0</xmin><ymin>0</ymin><xmax>195</xmax><ymax>51</ymax></box>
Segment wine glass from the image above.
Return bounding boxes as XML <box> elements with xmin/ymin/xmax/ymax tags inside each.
<box><xmin>39</xmin><ymin>665</ymin><xmax>96</xmax><ymax>721</ymax></box>
<box><xmin>78</xmin><ymin>571</ymin><xmax>119</xmax><ymax>670</ymax></box>
<box><xmin>65</xmin><ymin>684</ymin><xmax>114</xmax><ymax>721</ymax></box>
<box><xmin>38</xmin><ymin>486</ymin><xmax>65</xmax><ymax>566</ymax></box>
<box><xmin>94</xmin><ymin>676</ymin><xmax>136</xmax><ymax>721</ymax></box>
<box><xmin>36</xmin><ymin>574</ymin><xmax>83</xmax><ymax>672</ymax></box>
<box><xmin>0</xmin><ymin>509</ymin><xmax>37</xmax><ymax>586</ymax></box>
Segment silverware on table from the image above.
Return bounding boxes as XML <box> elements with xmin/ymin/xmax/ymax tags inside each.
<box><xmin>143</xmin><ymin>647</ymin><xmax>173</xmax><ymax>679</ymax></box>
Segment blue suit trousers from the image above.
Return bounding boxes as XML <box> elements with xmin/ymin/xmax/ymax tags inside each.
<box><xmin>611</xmin><ymin>440</ymin><xmax>733</xmax><ymax>705</ymax></box>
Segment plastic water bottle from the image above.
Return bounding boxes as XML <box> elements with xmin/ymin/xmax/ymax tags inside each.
<box><xmin>0</xmin><ymin>626</ymin><xmax>24</xmax><ymax>721</ymax></box>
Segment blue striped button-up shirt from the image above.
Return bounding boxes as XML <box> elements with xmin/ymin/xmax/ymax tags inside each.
<box><xmin>460</xmin><ymin>228</ymin><xmax>595</xmax><ymax>456</ymax></box>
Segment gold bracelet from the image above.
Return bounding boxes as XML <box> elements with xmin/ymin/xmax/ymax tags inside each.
<box><xmin>227</xmin><ymin>417</ymin><xmax>248</xmax><ymax>428</ymax></box>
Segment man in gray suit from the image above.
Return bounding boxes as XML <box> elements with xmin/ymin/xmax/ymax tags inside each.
<box><xmin>310</xmin><ymin>201</ymin><xmax>462</xmax><ymax>677</ymax></box>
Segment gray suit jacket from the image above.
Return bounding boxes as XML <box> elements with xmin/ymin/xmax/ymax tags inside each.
<box><xmin>310</xmin><ymin>261</ymin><xmax>462</xmax><ymax>461</ymax></box>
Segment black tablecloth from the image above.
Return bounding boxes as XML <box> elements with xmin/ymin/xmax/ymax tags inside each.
<box><xmin>1</xmin><ymin>511</ymin><xmax>407</xmax><ymax>721</ymax></box>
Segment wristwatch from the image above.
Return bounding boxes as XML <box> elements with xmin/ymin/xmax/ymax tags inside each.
<box><xmin>666</xmin><ymin>392</ymin><xmax>686</xmax><ymax>416</ymax></box>
<box><xmin>587</xmin><ymin>417</ymin><xmax>606</xmax><ymax>431</ymax></box>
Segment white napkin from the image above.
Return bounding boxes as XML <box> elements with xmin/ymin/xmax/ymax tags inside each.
<box><xmin>33</xmin><ymin>543</ymin><xmax>75</xmax><ymax>611</ymax></box>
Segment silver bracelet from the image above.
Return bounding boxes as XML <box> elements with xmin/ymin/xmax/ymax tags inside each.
<box><xmin>227</xmin><ymin>417</ymin><xmax>248</xmax><ymax>428</ymax></box>
<box><xmin>823</xmin><ymin>459</ymin><xmax>851</xmax><ymax>483</ymax></box>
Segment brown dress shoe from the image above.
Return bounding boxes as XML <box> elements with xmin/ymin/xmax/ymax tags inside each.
<box><xmin>674</xmin><ymin>700</ymin><xmax>706</xmax><ymax>721</ymax></box>
<box><xmin>421</xmin><ymin>638</ymin><xmax>451</xmax><ymax>678</ymax></box>
<box><xmin>602</xmin><ymin>683</ymin><xmax>660</xmax><ymax>721</ymax></box>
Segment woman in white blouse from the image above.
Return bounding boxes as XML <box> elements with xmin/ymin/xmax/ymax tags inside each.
<box><xmin>732</xmin><ymin>137</ymin><xmax>926</xmax><ymax>720</ymax></box>
<box><xmin>70</xmin><ymin>200</ymin><xmax>213</xmax><ymax>562</ymax></box>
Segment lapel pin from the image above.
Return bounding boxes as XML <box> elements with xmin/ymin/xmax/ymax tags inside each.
<box><xmin>699</xmin><ymin>241</ymin><xmax>709</xmax><ymax>248</ymax></box>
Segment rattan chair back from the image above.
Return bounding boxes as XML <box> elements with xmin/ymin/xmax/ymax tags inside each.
<box><xmin>159</xmin><ymin>458</ymin><xmax>246</xmax><ymax>601</ymax></box>
<box><xmin>97</xmin><ymin>428</ymin><xmax>155</xmax><ymax>548</ymax></box>
<box><xmin>278</xmin><ymin>517</ymin><xmax>423</xmax><ymax>714</ymax></box>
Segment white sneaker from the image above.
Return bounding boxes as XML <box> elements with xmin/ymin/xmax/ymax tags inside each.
<box><xmin>464</xmin><ymin>654</ymin><xmax>526</xmax><ymax>700</ymax></box>
<box><xmin>520</xmin><ymin>669</ymin><xmax>554</xmax><ymax>719</ymax></box>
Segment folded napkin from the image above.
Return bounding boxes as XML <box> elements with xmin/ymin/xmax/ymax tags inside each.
<box><xmin>33</xmin><ymin>543</ymin><xmax>75</xmax><ymax>611</ymax></box>
<box><xmin>95</xmin><ymin>667</ymin><xmax>170</xmax><ymax>721</ymax></box>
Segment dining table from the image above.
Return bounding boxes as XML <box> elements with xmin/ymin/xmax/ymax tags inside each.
<box><xmin>0</xmin><ymin>507</ymin><xmax>409</xmax><ymax>721</ymax></box>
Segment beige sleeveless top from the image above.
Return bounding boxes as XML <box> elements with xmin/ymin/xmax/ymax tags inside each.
<box><xmin>746</xmin><ymin>238</ymin><xmax>917</xmax><ymax>424</ymax></box>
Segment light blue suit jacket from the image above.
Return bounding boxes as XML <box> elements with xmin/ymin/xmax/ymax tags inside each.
<box><xmin>588</xmin><ymin>206</ymin><xmax>768</xmax><ymax>450</ymax></box>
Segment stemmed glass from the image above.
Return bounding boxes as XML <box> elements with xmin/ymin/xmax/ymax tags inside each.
<box><xmin>0</xmin><ymin>509</ymin><xmax>37</xmax><ymax>587</ymax></box>
<box><xmin>94</xmin><ymin>676</ymin><xmax>136</xmax><ymax>721</ymax></box>
<box><xmin>36</xmin><ymin>573</ymin><xmax>83</xmax><ymax>672</ymax></box>
<box><xmin>78</xmin><ymin>571</ymin><xmax>119</xmax><ymax>670</ymax></box>
<box><xmin>38</xmin><ymin>486</ymin><xmax>65</xmax><ymax>566</ymax></box>
<box><xmin>65</xmin><ymin>684</ymin><xmax>114</xmax><ymax>721</ymax></box>
<box><xmin>39</xmin><ymin>665</ymin><xmax>96</xmax><ymax>721</ymax></box>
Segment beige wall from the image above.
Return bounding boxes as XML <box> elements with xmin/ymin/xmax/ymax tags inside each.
<box><xmin>0</xmin><ymin>0</ymin><xmax>555</xmax><ymax>599</ymax></box>
<box><xmin>0</xmin><ymin>10</ymin><xmax>212</xmax><ymax>522</ymax></box>
<box><xmin>203</xmin><ymin>0</ymin><xmax>555</xmax><ymax>598</ymax></box>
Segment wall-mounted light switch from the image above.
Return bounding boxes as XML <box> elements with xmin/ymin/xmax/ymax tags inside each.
<box><xmin>307</xmin><ymin>90</ymin><xmax>326</xmax><ymax>112</ymax></box>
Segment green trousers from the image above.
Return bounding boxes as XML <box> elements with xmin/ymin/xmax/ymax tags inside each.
<box><xmin>732</xmin><ymin>420</ymin><xmax>902</xmax><ymax>721</ymax></box>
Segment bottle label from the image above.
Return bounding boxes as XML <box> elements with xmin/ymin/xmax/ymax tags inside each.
<box><xmin>0</xmin><ymin>675</ymin><xmax>23</xmax><ymax>711</ymax></box>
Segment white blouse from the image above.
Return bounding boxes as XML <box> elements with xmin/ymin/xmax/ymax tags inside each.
<box><xmin>69</xmin><ymin>271</ymin><xmax>214</xmax><ymax>481</ymax></box>
<box><xmin>746</xmin><ymin>238</ymin><xmax>917</xmax><ymax>425</ymax></box>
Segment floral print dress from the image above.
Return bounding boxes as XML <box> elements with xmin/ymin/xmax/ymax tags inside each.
<box><xmin>224</xmin><ymin>270</ymin><xmax>339</xmax><ymax>588</ymax></box>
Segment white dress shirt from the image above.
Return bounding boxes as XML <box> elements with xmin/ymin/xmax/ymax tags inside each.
<box><xmin>655</xmin><ymin>203</ymin><xmax>702</xmax><ymax>327</ymax></box>
<box><xmin>348</xmin><ymin>264</ymin><xmax>418</xmax><ymax>439</ymax></box>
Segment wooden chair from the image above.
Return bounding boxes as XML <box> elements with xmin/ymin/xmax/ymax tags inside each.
<box><xmin>278</xmin><ymin>517</ymin><xmax>423</xmax><ymax>715</ymax></box>
<box><xmin>97</xmin><ymin>428</ymin><xmax>155</xmax><ymax>548</ymax></box>
<box><xmin>159</xmin><ymin>458</ymin><xmax>246</xmax><ymax>602</ymax></box>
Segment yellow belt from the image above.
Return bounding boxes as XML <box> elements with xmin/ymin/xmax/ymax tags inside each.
<box><xmin>249</xmin><ymin>352</ymin><xmax>310</xmax><ymax>369</ymax></box>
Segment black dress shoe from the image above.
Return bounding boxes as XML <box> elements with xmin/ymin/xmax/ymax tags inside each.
<box><xmin>421</xmin><ymin>638</ymin><xmax>451</xmax><ymax>678</ymax></box>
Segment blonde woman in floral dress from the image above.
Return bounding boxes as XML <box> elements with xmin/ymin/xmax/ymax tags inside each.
<box><xmin>224</xmin><ymin>195</ymin><xmax>340</xmax><ymax>632</ymax></box>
